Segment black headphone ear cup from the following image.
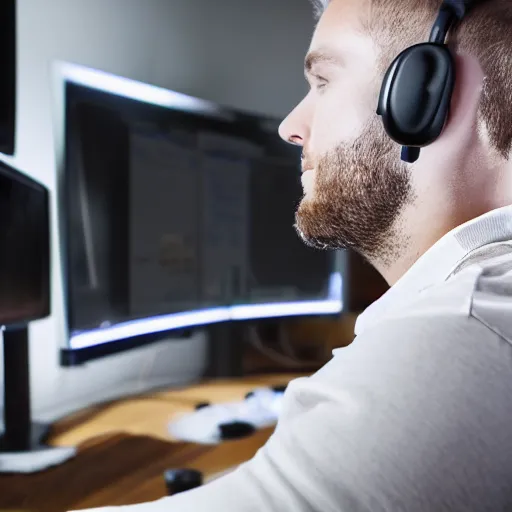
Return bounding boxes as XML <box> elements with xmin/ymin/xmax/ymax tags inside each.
<box><xmin>377</xmin><ymin>42</ymin><xmax>455</xmax><ymax>147</ymax></box>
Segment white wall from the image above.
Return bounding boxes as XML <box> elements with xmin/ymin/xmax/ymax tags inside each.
<box><xmin>0</xmin><ymin>0</ymin><xmax>314</xmax><ymax>422</ymax></box>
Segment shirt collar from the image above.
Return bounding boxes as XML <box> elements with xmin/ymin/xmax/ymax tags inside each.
<box><xmin>354</xmin><ymin>205</ymin><xmax>512</xmax><ymax>336</ymax></box>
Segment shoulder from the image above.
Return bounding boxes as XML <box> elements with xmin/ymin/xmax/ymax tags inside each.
<box><xmin>364</xmin><ymin>245</ymin><xmax>512</xmax><ymax>344</ymax></box>
<box><xmin>466</xmin><ymin>248</ymin><xmax>512</xmax><ymax>344</ymax></box>
<box><xmin>333</xmin><ymin>255</ymin><xmax>512</xmax><ymax>388</ymax></box>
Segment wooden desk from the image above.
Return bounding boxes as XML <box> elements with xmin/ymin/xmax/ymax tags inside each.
<box><xmin>0</xmin><ymin>374</ymin><xmax>304</xmax><ymax>512</ymax></box>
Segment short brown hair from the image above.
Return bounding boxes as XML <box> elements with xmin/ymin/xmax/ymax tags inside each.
<box><xmin>312</xmin><ymin>0</ymin><xmax>512</xmax><ymax>159</ymax></box>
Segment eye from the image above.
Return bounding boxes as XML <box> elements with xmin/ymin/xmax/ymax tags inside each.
<box><xmin>313</xmin><ymin>75</ymin><xmax>328</xmax><ymax>91</ymax></box>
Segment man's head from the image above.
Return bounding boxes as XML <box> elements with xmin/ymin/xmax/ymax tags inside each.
<box><xmin>279</xmin><ymin>0</ymin><xmax>512</xmax><ymax>283</ymax></box>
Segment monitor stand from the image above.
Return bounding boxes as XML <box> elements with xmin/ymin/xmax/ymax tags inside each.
<box><xmin>0</xmin><ymin>326</ymin><xmax>76</xmax><ymax>472</ymax></box>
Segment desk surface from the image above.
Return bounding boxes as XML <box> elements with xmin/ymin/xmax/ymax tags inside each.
<box><xmin>0</xmin><ymin>373</ymin><xmax>304</xmax><ymax>512</ymax></box>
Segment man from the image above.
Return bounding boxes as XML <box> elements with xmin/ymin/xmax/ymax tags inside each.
<box><xmin>84</xmin><ymin>0</ymin><xmax>512</xmax><ymax>509</ymax></box>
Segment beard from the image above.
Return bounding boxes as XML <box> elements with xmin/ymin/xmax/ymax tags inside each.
<box><xmin>295</xmin><ymin>117</ymin><xmax>415</xmax><ymax>265</ymax></box>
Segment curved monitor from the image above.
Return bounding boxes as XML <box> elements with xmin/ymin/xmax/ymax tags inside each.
<box><xmin>53</xmin><ymin>62</ymin><xmax>342</xmax><ymax>360</ymax></box>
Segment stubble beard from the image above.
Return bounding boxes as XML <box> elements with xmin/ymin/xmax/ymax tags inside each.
<box><xmin>295</xmin><ymin>118</ymin><xmax>415</xmax><ymax>267</ymax></box>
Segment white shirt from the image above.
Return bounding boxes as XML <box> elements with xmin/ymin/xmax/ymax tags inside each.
<box><xmin>83</xmin><ymin>206</ymin><xmax>512</xmax><ymax>512</ymax></box>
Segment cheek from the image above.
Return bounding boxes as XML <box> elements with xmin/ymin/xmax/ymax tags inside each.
<box><xmin>309</xmin><ymin>83</ymin><xmax>377</xmax><ymax>157</ymax></box>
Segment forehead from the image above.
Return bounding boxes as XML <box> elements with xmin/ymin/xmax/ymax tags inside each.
<box><xmin>309</xmin><ymin>0</ymin><xmax>376</xmax><ymax>65</ymax></box>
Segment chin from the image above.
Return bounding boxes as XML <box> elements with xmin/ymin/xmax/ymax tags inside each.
<box><xmin>301</xmin><ymin>169</ymin><xmax>316</xmax><ymax>193</ymax></box>
<box><xmin>301</xmin><ymin>189</ymin><xmax>315</xmax><ymax>202</ymax></box>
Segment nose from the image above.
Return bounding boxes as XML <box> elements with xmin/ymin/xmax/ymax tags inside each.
<box><xmin>278</xmin><ymin>100</ymin><xmax>310</xmax><ymax>148</ymax></box>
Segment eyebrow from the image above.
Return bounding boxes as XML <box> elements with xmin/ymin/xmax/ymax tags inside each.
<box><xmin>304</xmin><ymin>49</ymin><xmax>343</xmax><ymax>75</ymax></box>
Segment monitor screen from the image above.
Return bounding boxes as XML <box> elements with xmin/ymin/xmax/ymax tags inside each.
<box><xmin>57</xmin><ymin>63</ymin><xmax>342</xmax><ymax>351</ymax></box>
<box><xmin>0</xmin><ymin>161</ymin><xmax>50</xmax><ymax>326</ymax></box>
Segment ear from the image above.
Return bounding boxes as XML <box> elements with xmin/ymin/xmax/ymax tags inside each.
<box><xmin>441</xmin><ymin>52</ymin><xmax>485</xmax><ymax>140</ymax></box>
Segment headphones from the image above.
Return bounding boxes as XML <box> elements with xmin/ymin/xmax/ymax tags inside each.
<box><xmin>376</xmin><ymin>0</ymin><xmax>483</xmax><ymax>163</ymax></box>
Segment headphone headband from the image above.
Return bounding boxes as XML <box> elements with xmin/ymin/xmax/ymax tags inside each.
<box><xmin>442</xmin><ymin>0</ymin><xmax>486</xmax><ymax>19</ymax></box>
<box><xmin>441</xmin><ymin>0</ymin><xmax>471</xmax><ymax>20</ymax></box>
<box><xmin>430</xmin><ymin>0</ymin><xmax>480</xmax><ymax>44</ymax></box>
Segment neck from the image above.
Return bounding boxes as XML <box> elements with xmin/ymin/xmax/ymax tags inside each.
<box><xmin>372</xmin><ymin>128</ymin><xmax>512</xmax><ymax>285</ymax></box>
<box><xmin>371</xmin><ymin>182</ymin><xmax>512</xmax><ymax>286</ymax></box>
<box><xmin>372</xmin><ymin>222</ymin><xmax>452</xmax><ymax>286</ymax></box>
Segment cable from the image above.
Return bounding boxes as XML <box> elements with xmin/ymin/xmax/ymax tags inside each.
<box><xmin>277</xmin><ymin>323</ymin><xmax>298</xmax><ymax>359</ymax></box>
